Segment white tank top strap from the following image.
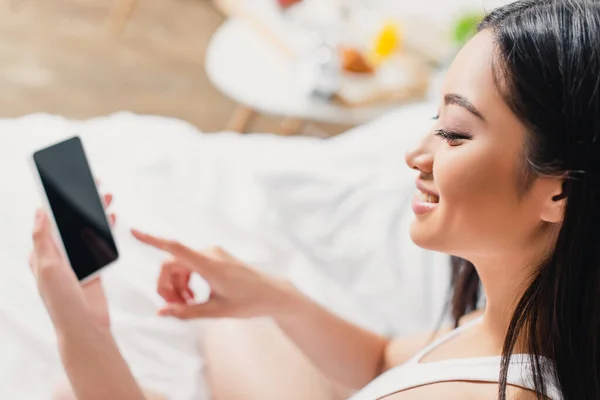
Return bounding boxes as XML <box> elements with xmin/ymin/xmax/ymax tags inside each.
<box><xmin>350</xmin><ymin>355</ymin><xmax>562</xmax><ymax>400</ymax></box>
<box><xmin>348</xmin><ymin>317</ymin><xmax>563</xmax><ymax>400</ymax></box>
<box><xmin>404</xmin><ymin>316</ymin><xmax>484</xmax><ymax>366</ymax></box>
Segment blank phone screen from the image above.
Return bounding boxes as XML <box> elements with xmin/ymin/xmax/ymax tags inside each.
<box><xmin>33</xmin><ymin>137</ymin><xmax>118</xmax><ymax>281</ymax></box>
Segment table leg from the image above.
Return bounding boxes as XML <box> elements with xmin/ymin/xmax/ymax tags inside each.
<box><xmin>227</xmin><ymin>106</ymin><xmax>257</xmax><ymax>133</ymax></box>
<box><xmin>279</xmin><ymin>117</ymin><xmax>305</xmax><ymax>136</ymax></box>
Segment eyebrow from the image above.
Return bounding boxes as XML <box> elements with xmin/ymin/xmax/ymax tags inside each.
<box><xmin>444</xmin><ymin>93</ymin><xmax>486</xmax><ymax>122</ymax></box>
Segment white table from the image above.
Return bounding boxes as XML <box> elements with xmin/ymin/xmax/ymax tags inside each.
<box><xmin>205</xmin><ymin>17</ymin><xmax>402</xmax><ymax>133</ymax></box>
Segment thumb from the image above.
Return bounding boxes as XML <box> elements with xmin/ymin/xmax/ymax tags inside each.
<box><xmin>32</xmin><ymin>210</ymin><xmax>60</xmax><ymax>261</ymax></box>
<box><xmin>158</xmin><ymin>301</ymin><xmax>225</xmax><ymax>320</ymax></box>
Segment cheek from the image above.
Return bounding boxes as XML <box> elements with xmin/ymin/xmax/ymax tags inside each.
<box><xmin>438</xmin><ymin>149</ymin><xmax>507</xmax><ymax>205</ymax></box>
<box><xmin>412</xmin><ymin>144</ymin><xmax>523</xmax><ymax>252</ymax></box>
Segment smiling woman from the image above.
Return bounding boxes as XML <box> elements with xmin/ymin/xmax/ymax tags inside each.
<box><xmin>27</xmin><ymin>1</ymin><xmax>600</xmax><ymax>400</ymax></box>
<box><xmin>411</xmin><ymin>1</ymin><xmax>600</xmax><ymax>398</ymax></box>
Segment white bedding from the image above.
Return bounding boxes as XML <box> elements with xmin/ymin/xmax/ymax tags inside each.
<box><xmin>0</xmin><ymin>103</ymin><xmax>451</xmax><ymax>399</ymax></box>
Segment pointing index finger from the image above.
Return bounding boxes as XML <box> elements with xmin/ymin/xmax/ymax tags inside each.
<box><xmin>131</xmin><ymin>229</ymin><xmax>208</xmax><ymax>271</ymax></box>
<box><xmin>131</xmin><ymin>229</ymin><xmax>171</xmax><ymax>250</ymax></box>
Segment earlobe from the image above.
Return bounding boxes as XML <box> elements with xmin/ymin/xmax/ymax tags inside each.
<box><xmin>541</xmin><ymin>180</ymin><xmax>566</xmax><ymax>223</ymax></box>
<box><xmin>551</xmin><ymin>191</ymin><xmax>567</xmax><ymax>202</ymax></box>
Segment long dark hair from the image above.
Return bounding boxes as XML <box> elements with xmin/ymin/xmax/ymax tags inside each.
<box><xmin>449</xmin><ymin>1</ymin><xmax>600</xmax><ymax>399</ymax></box>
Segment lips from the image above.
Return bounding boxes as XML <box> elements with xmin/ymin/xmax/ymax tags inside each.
<box><xmin>412</xmin><ymin>180</ymin><xmax>440</xmax><ymax>215</ymax></box>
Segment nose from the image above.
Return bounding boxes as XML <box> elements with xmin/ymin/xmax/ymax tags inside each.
<box><xmin>405</xmin><ymin>135</ymin><xmax>434</xmax><ymax>176</ymax></box>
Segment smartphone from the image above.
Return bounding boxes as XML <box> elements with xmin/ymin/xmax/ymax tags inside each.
<box><xmin>32</xmin><ymin>136</ymin><xmax>119</xmax><ymax>282</ymax></box>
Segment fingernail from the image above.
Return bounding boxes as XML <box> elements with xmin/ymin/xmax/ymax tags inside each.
<box><xmin>158</xmin><ymin>308</ymin><xmax>172</xmax><ymax>316</ymax></box>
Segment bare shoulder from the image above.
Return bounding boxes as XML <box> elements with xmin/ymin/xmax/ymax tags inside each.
<box><xmin>383</xmin><ymin>310</ymin><xmax>484</xmax><ymax>370</ymax></box>
<box><xmin>506</xmin><ymin>385</ymin><xmax>546</xmax><ymax>400</ymax></box>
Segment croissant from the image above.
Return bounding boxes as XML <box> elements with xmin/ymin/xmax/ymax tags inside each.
<box><xmin>341</xmin><ymin>47</ymin><xmax>374</xmax><ymax>74</ymax></box>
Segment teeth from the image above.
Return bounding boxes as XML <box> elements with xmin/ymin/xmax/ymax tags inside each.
<box><xmin>419</xmin><ymin>190</ymin><xmax>440</xmax><ymax>204</ymax></box>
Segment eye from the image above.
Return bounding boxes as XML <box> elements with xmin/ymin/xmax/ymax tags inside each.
<box><xmin>432</xmin><ymin>114</ymin><xmax>440</xmax><ymax>120</ymax></box>
<box><xmin>434</xmin><ymin>129</ymin><xmax>472</xmax><ymax>146</ymax></box>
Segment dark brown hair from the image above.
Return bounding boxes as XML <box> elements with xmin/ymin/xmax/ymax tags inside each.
<box><xmin>449</xmin><ymin>1</ymin><xmax>600</xmax><ymax>399</ymax></box>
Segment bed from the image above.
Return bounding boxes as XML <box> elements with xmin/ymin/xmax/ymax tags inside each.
<box><xmin>0</xmin><ymin>103</ymin><xmax>451</xmax><ymax>399</ymax></box>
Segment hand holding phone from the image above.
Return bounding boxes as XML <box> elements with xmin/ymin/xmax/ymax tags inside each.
<box><xmin>30</xmin><ymin>198</ymin><xmax>116</xmax><ymax>334</ymax></box>
<box><xmin>30</xmin><ymin>210</ymin><xmax>101</xmax><ymax>330</ymax></box>
<box><xmin>32</xmin><ymin>136</ymin><xmax>119</xmax><ymax>283</ymax></box>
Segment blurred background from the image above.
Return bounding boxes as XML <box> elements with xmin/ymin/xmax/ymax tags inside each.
<box><xmin>0</xmin><ymin>1</ymin><xmax>519</xmax><ymax>397</ymax></box>
<box><xmin>1</xmin><ymin>0</ymin><xmax>510</xmax><ymax>136</ymax></box>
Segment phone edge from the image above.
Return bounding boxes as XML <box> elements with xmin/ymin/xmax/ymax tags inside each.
<box><xmin>30</xmin><ymin>136</ymin><xmax>117</xmax><ymax>284</ymax></box>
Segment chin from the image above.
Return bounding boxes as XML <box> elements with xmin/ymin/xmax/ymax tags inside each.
<box><xmin>409</xmin><ymin>218</ymin><xmax>442</xmax><ymax>251</ymax></box>
<box><xmin>409</xmin><ymin>218</ymin><xmax>448</xmax><ymax>253</ymax></box>
<box><xmin>410</xmin><ymin>220</ymin><xmax>472</xmax><ymax>261</ymax></box>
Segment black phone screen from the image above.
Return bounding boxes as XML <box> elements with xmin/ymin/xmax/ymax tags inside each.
<box><xmin>33</xmin><ymin>136</ymin><xmax>118</xmax><ymax>281</ymax></box>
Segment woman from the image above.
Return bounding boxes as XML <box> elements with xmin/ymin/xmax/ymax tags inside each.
<box><xmin>30</xmin><ymin>0</ymin><xmax>600</xmax><ymax>398</ymax></box>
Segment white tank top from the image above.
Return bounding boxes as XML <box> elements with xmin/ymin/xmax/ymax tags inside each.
<box><xmin>349</xmin><ymin>318</ymin><xmax>562</xmax><ymax>400</ymax></box>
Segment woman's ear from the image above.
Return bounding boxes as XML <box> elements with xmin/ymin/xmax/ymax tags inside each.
<box><xmin>540</xmin><ymin>179</ymin><xmax>566</xmax><ymax>223</ymax></box>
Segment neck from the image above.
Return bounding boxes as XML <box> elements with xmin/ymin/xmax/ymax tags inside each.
<box><xmin>469</xmin><ymin>243</ymin><xmax>545</xmax><ymax>354</ymax></box>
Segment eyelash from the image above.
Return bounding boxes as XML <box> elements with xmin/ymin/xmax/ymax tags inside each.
<box><xmin>431</xmin><ymin>115</ymin><xmax>472</xmax><ymax>145</ymax></box>
<box><xmin>434</xmin><ymin>129</ymin><xmax>472</xmax><ymax>145</ymax></box>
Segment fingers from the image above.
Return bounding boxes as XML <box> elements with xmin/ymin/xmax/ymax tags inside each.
<box><xmin>83</xmin><ymin>276</ymin><xmax>102</xmax><ymax>287</ymax></box>
<box><xmin>103</xmin><ymin>193</ymin><xmax>113</xmax><ymax>208</ymax></box>
<box><xmin>158</xmin><ymin>301</ymin><xmax>222</xmax><ymax>320</ymax></box>
<box><xmin>158</xmin><ymin>259</ymin><xmax>194</xmax><ymax>304</ymax></box>
<box><xmin>157</xmin><ymin>261</ymin><xmax>187</xmax><ymax>304</ymax></box>
<box><xmin>131</xmin><ymin>230</ymin><xmax>210</xmax><ymax>272</ymax></box>
<box><xmin>101</xmin><ymin>191</ymin><xmax>116</xmax><ymax>227</ymax></box>
<box><xmin>131</xmin><ymin>229</ymin><xmax>181</xmax><ymax>252</ymax></box>
<box><xmin>183</xmin><ymin>287</ymin><xmax>195</xmax><ymax>302</ymax></box>
<box><xmin>31</xmin><ymin>210</ymin><xmax>63</xmax><ymax>280</ymax></box>
<box><xmin>32</xmin><ymin>210</ymin><xmax>59</xmax><ymax>263</ymax></box>
<box><xmin>96</xmin><ymin>179</ymin><xmax>113</xmax><ymax>209</ymax></box>
<box><xmin>204</xmin><ymin>246</ymin><xmax>236</xmax><ymax>261</ymax></box>
<box><xmin>95</xmin><ymin>178</ymin><xmax>112</xmax><ymax>207</ymax></box>
<box><xmin>175</xmin><ymin>270</ymin><xmax>194</xmax><ymax>302</ymax></box>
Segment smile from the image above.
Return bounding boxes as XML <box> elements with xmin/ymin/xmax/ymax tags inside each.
<box><xmin>418</xmin><ymin>190</ymin><xmax>440</xmax><ymax>204</ymax></box>
<box><xmin>412</xmin><ymin>180</ymin><xmax>440</xmax><ymax>215</ymax></box>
